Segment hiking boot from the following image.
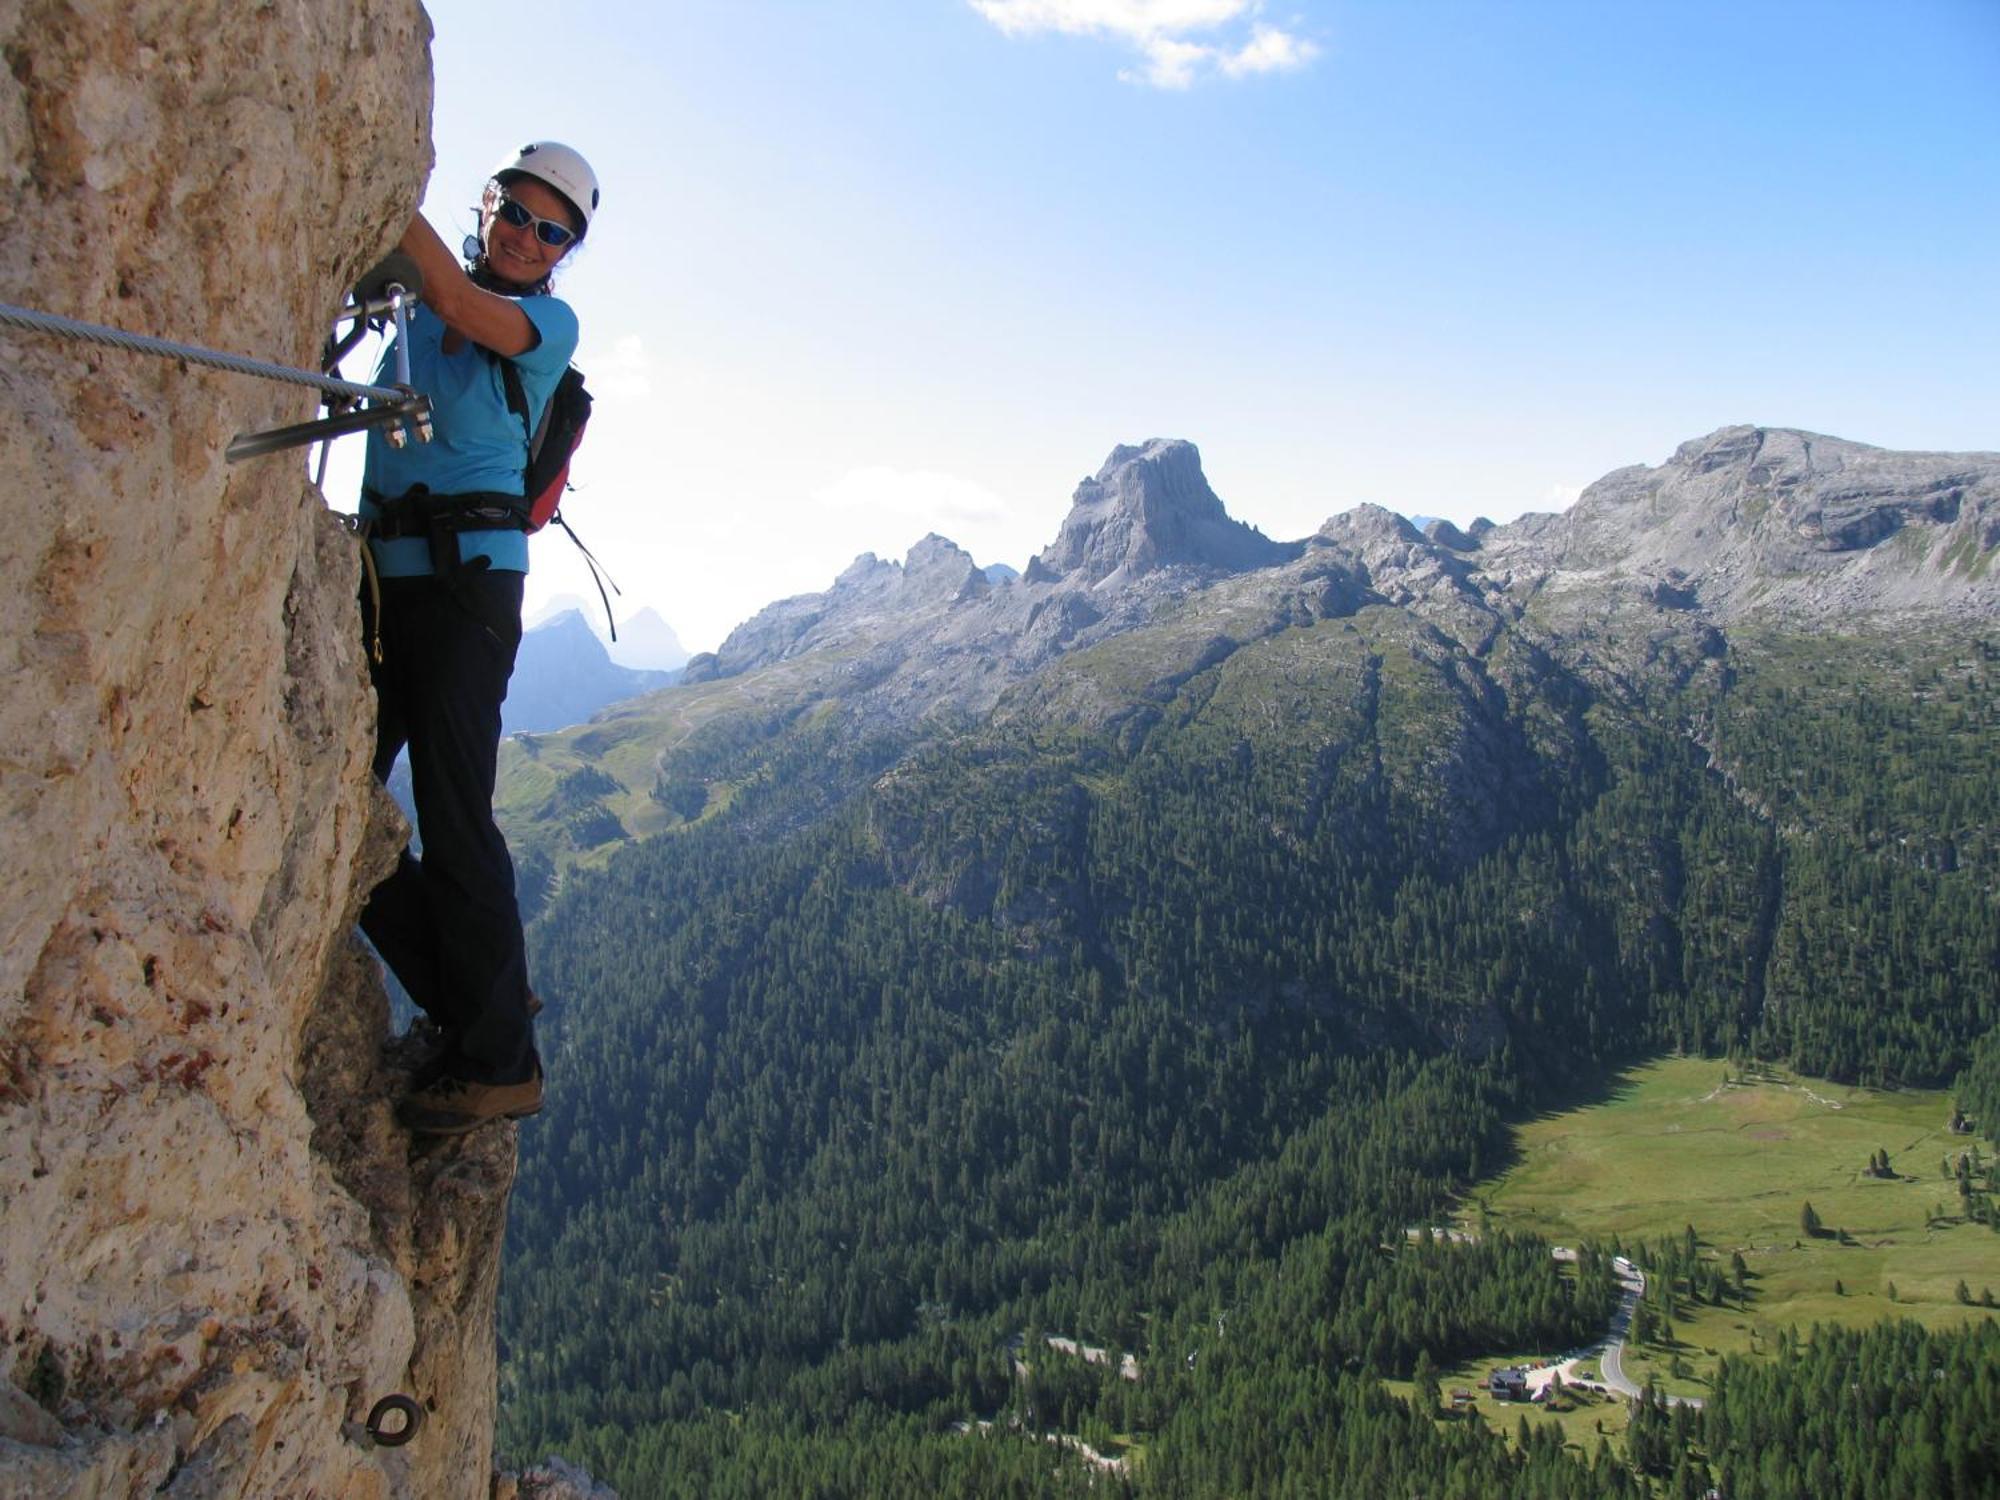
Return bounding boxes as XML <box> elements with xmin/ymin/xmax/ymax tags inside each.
<box><xmin>397</xmin><ymin>1061</ymin><xmax>543</xmax><ymax>1136</ymax></box>
<box><xmin>407</xmin><ymin>1047</ymin><xmax>457</xmax><ymax>1093</ymax></box>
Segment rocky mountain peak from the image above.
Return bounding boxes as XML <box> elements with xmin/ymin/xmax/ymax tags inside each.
<box><xmin>1306</xmin><ymin>504</ymin><xmax>1481</xmax><ymax>611</ymax></box>
<box><xmin>1315</xmin><ymin>503</ymin><xmax>1425</xmax><ymax>549</ymax></box>
<box><xmin>904</xmin><ymin>533</ymin><xmax>990</xmax><ymax>604</ymax></box>
<box><xmin>681</xmin><ymin>423</ymin><xmax>1996</xmax><ymax>729</ymax></box>
<box><xmin>712</xmin><ymin>536</ymin><xmax>991</xmax><ymax>672</ymax></box>
<box><xmin>606</xmin><ymin>606</ymin><xmax>688</xmax><ymax>671</ymax></box>
<box><xmin>1031</xmin><ymin>438</ymin><xmax>1293</xmax><ymax>586</ymax></box>
<box><xmin>1424</xmin><ymin>518</ymin><xmax>1478</xmax><ymax>552</ymax></box>
<box><xmin>819</xmin><ymin>537</ymin><xmax>985</xmax><ymax>607</ymax></box>
<box><xmin>508</xmin><ymin>612</ymin><xmax>673</xmax><ymax>735</ymax></box>
<box><xmin>835</xmin><ymin>552</ymin><xmax>898</xmax><ymax>590</ymax></box>
<box><xmin>1524</xmin><ymin>424</ymin><xmax>2000</xmax><ymax>620</ymax></box>
<box><xmin>532</xmin><ymin>606</ymin><xmax>598</xmax><ymax>643</ymax></box>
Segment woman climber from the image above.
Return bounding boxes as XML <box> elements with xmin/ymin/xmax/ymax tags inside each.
<box><xmin>356</xmin><ymin>141</ymin><xmax>599</xmax><ymax>1135</ymax></box>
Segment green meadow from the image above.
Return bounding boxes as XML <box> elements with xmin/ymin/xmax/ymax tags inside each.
<box><xmin>1461</xmin><ymin>1056</ymin><xmax>2000</xmax><ymax>1400</ymax></box>
<box><xmin>1384</xmin><ymin>1358</ymin><xmax>1635</xmax><ymax>1457</ymax></box>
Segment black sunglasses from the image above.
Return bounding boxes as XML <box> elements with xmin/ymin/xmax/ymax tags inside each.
<box><xmin>495</xmin><ymin>195</ymin><xmax>578</xmax><ymax>248</ymax></box>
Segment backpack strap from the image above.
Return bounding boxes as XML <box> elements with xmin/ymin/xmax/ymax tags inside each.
<box><xmin>496</xmin><ymin>357</ymin><xmax>554</xmax><ymax>471</ymax></box>
<box><xmin>488</xmin><ymin>354</ymin><xmax>619</xmax><ymax>636</ymax></box>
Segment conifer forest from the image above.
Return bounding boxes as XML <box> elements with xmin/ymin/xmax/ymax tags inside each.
<box><xmin>496</xmin><ymin>615</ymin><xmax>2000</xmax><ymax>1496</ymax></box>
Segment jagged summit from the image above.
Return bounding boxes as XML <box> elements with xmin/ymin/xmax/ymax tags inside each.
<box><xmin>1028</xmin><ymin>438</ymin><xmax>1296</xmax><ymax>586</ymax></box>
<box><xmin>1528</xmin><ymin>423</ymin><xmax>2000</xmax><ymax>618</ymax></box>
<box><xmin>678</xmin><ymin>425</ymin><xmax>1996</xmax><ymax>718</ymax></box>
<box><xmin>824</xmin><ymin>535</ymin><xmax>985</xmax><ymax>604</ymax></box>
<box><xmin>700</xmin><ymin>442</ymin><xmax>1299</xmax><ymax>686</ymax></box>
<box><xmin>1424</xmin><ymin>518</ymin><xmax>1479</xmax><ymax>552</ymax></box>
<box><xmin>500</xmin><ymin>422</ymin><xmax>2000</xmax><ymax>904</ymax></box>
<box><xmin>507</xmin><ymin>612</ymin><xmax>674</xmax><ymax>735</ymax></box>
<box><xmin>697</xmin><ymin>534</ymin><xmax>990</xmax><ymax>677</ymax></box>
<box><xmin>1314</xmin><ymin>502</ymin><xmax>1425</xmax><ymax>549</ymax></box>
<box><xmin>904</xmin><ymin>533</ymin><xmax>993</xmax><ymax>605</ymax></box>
<box><xmin>605</xmin><ymin>606</ymin><xmax>688</xmax><ymax>671</ymax></box>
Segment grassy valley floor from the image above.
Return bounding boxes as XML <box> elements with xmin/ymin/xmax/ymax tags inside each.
<box><xmin>1456</xmin><ymin>1056</ymin><xmax>1999</xmax><ymax>1409</ymax></box>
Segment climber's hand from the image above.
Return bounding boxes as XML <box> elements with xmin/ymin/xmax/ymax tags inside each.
<box><xmin>353</xmin><ymin>251</ymin><xmax>425</xmax><ymax>309</ymax></box>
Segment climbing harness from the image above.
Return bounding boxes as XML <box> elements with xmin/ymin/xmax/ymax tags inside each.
<box><xmin>364</xmin><ymin>340</ymin><xmax>623</xmax><ymax>646</ymax></box>
<box><xmin>0</xmin><ymin>293</ymin><xmax>433</xmax><ymax>462</ymax></box>
<box><xmin>364</xmin><ymin>1393</ymin><xmax>425</xmax><ymax>1447</ymax></box>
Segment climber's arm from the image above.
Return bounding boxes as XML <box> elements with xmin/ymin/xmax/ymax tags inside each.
<box><xmin>394</xmin><ymin>213</ymin><xmax>541</xmax><ymax>359</ymax></box>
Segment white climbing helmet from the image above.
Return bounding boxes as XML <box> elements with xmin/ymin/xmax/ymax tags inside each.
<box><xmin>493</xmin><ymin>141</ymin><xmax>600</xmax><ymax>233</ymax></box>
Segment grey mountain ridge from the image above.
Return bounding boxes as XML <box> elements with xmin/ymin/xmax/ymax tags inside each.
<box><xmin>677</xmin><ymin>428</ymin><xmax>1999</xmax><ymax>727</ymax></box>
<box><xmin>505</xmin><ymin>609</ymin><xmax>677</xmax><ymax>736</ymax></box>
<box><xmin>523</xmin><ymin>595</ymin><xmax>689</xmax><ymax>671</ymax></box>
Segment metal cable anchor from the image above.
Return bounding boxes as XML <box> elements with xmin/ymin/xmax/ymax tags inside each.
<box><xmin>230</xmin><ymin>279</ymin><xmax>431</xmax><ymax>462</ymax></box>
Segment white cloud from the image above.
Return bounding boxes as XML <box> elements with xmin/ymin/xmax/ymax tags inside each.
<box><xmin>576</xmin><ymin>332</ymin><xmax>654</xmax><ymax>401</ymax></box>
<box><xmin>1122</xmin><ymin>35</ymin><xmax>1212</xmax><ymax>89</ymax></box>
<box><xmin>969</xmin><ymin>0</ymin><xmax>1318</xmax><ymax>88</ymax></box>
<box><xmin>813</xmin><ymin>466</ymin><xmax>1010</xmax><ymax>526</ymax></box>
<box><xmin>1219</xmin><ymin>23</ymin><xmax>1319</xmax><ymax>77</ymax></box>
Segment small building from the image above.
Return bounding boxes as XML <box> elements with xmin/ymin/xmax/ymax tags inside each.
<box><xmin>1448</xmin><ymin>1388</ymin><xmax>1477</xmax><ymax>1409</ymax></box>
<box><xmin>1488</xmin><ymin>1367</ymin><xmax>1529</xmax><ymax>1401</ymax></box>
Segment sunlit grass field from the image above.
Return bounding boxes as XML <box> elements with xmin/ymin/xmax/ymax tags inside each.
<box><xmin>1385</xmin><ymin>1357</ymin><xmax>1633</xmax><ymax>1458</ymax></box>
<box><xmin>1461</xmin><ymin>1056</ymin><xmax>1999</xmax><ymax>1399</ymax></box>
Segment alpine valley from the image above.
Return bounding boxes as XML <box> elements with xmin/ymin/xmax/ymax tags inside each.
<box><xmin>495</xmin><ymin>428</ymin><xmax>2000</xmax><ymax>1497</ymax></box>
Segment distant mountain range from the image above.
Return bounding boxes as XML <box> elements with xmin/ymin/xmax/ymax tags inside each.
<box><xmin>668</xmin><ymin>425</ymin><xmax>1996</xmax><ymax>724</ymax></box>
<box><xmin>524</xmin><ymin>595</ymin><xmax>690</xmax><ymax>672</ymax></box>
<box><xmin>504</xmin><ymin>609</ymin><xmax>678</xmax><ymax>737</ymax></box>
<box><xmin>499</xmin><ymin>422</ymin><xmax>1998</xmax><ymax>900</ymax></box>
<box><xmin>497</xmin><ymin>427</ymin><xmax>2000</xmax><ymax>1485</ymax></box>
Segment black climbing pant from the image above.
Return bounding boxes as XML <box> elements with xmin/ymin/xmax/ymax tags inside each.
<box><xmin>359</xmin><ymin>569</ymin><xmax>536</xmax><ymax>1084</ymax></box>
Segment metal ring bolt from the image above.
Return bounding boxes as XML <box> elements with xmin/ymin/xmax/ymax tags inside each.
<box><xmin>365</xmin><ymin>1393</ymin><xmax>424</xmax><ymax>1447</ymax></box>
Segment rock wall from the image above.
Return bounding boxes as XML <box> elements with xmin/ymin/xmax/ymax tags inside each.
<box><xmin>0</xmin><ymin>4</ymin><xmax>524</xmax><ymax>1495</ymax></box>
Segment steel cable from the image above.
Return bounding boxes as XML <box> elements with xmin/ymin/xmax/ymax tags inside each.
<box><xmin>0</xmin><ymin>300</ymin><xmax>407</xmax><ymax>404</ymax></box>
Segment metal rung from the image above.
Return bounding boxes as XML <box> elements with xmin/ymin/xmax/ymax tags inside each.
<box><xmin>227</xmin><ymin>392</ymin><xmax>432</xmax><ymax>463</ymax></box>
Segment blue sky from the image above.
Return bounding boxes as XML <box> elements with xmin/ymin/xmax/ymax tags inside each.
<box><xmin>350</xmin><ymin>0</ymin><xmax>1999</xmax><ymax>652</ymax></box>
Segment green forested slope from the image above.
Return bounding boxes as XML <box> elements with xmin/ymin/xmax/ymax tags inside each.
<box><xmin>497</xmin><ymin>612</ymin><xmax>2000</xmax><ymax>1495</ymax></box>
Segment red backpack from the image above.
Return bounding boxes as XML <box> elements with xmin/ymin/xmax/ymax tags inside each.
<box><xmin>498</xmin><ymin>359</ymin><xmax>621</xmax><ymax>635</ymax></box>
<box><xmin>499</xmin><ymin>360</ymin><xmax>592</xmax><ymax>531</ymax></box>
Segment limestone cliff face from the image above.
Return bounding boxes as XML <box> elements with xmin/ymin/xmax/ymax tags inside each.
<box><xmin>1029</xmin><ymin>439</ymin><xmax>1295</xmax><ymax>586</ymax></box>
<box><xmin>0</xmin><ymin>4</ymin><xmax>524</xmax><ymax>1496</ymax></box>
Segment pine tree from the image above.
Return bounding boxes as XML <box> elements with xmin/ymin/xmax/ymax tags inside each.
<box><xmin>1413</xmin><ymin>1348</ymin><xmax>1440</xmax><ymax>1414</ymax></box>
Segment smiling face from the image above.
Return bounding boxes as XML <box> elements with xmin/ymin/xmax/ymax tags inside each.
<box><xmin>480</xmin><ymin>174</ymin><xmax>581</xmax><ymax>287</ymax></box>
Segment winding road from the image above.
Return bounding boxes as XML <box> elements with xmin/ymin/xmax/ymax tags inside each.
<box><xmin>1531</xmin><ymin>1252</ymin><xmax>1703</xmax><ymax>1409</ymax></box>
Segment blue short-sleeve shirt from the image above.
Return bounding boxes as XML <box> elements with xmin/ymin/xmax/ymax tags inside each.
<box><xmin>361</xmin><ymin>295</ymin><xmax>579</xmax><ymax>577</ymax></box>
